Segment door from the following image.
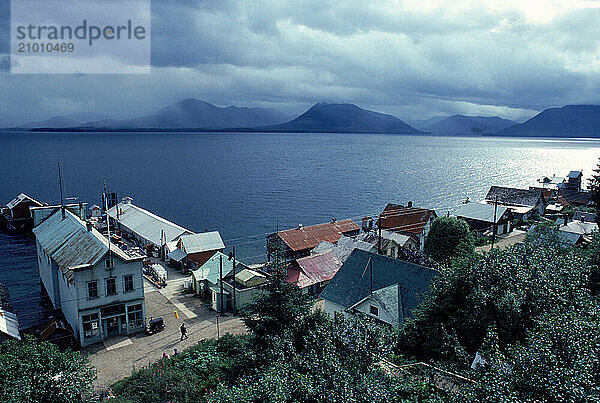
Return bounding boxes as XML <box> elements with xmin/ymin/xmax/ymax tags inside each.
<box><xmin>105</xmin><ymin>317</ymin><xmax>119</xmax><ymax>337</ymax></box>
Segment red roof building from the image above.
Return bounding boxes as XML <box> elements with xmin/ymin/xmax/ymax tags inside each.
<box><xmin>285</xmin><ymin>250</ymin><xmax>342</xmax><ymax>295</ymax></box>
<box><xmin>377</xmin><ymin>204</ymin><xmax>437</xmax><ymax>250</ymax></box>
<box><xmin>268</xmin><ymin>219</ymin><xmax>360</xmax><ymax>260</ymax></box>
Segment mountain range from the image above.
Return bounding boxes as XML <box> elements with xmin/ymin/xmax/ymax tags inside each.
<box><xmin>496</xmin><ymin>105</ymin><xmax>600</xmax><ymax>137</ymax></box>
<box><xmin>420</xmin><ymin>115</ymin><xmax>517</xmax><ymax>134</ymax></box>
<box><xmin>15</xmin><ymin>99</ymin><xmax>600</xmax><ymax>138</ymax></box>
<box><xmin>82</xmin><ymin>98</ymin><xmax>292</xmax><ymax>129</ymax></box>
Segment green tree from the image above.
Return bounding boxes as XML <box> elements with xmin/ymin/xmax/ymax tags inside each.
<box><xmin>399</xmin><ymin>234</ymin><xmax>594</xmax><ymax>363</ymax></box>
<box><xmin>588</xmin><ymin>157</ymin><xmax>600</xmax><ymax>226</ymax></box>
<box><xmin>0</xmin><ymin>335</ymin><xmax>96</xmax><ymax>402</ymax></box>
<box><xmin>242</xmin><ymin>246</ymin><xmax>311</xmax><ymax>351</ymax></box>
<box><xmin>424</xmin><ymin>217</ymin><xmax>475</xmax><ymax>263</ymax></box>
<box><xmin>474</xmin><ymin>309</ymin><xmax>600</xmax><ymax>402</ymax></box>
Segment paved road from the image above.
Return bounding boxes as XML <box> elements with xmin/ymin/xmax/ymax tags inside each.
<box><xmin>84</xmin><ymin>267</ymin><xmax>247</xmax><ymax>387</ymax></box>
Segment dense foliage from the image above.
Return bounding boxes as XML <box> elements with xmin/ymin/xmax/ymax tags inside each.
<box><xmin>0</xmin><ymin>335</ymin><xmax>96</xmax><ymax>402</ymax></box>
<box><xmin>589</xmin><ymin>157</ymin><xmax>600</xmax><ymax>225</ymax></box>
<box><xmin>112</xmin><ymin>224</ymin><xmax>600</xmax><ymax>402</ymax></box>
<box><xmin>424</xmin><ymin>216</ymin><xmax>475</xmax><ymax>263</ymax></box>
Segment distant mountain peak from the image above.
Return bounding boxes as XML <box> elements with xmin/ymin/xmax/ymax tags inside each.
<box><xmin>260</xmin><ymin>103</ymin><xmax>421</xmax><ymax>134</ymax></box>
<box><xmin>496</xmin><ymin>104</ymin><xmax>600</xmax><ymax>137</ymax></box>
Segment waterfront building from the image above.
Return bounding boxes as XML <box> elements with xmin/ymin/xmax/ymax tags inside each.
<box><xmin>455</xmin><ymin>202</ymin><xmax>514</xmax><ymax>235</ymax></box>
<box><xmin>1</xmin><ymin>193</ymin><xmax>45</xmax><ymax>233</ymax></box>
<box><xmin>483</xmin><ymin>186</ymin><xmax>546</xmax><ymax>220</ymax></box>
<box><xmin>267</xmin><ymin>219</ymin><xmax>360</xmax><ymax>260</ymax></box>
<box><xmin>376</xmin><ymin>203</ymin><xmax>437</xmax><ymax>251</ymax></box>
<box><xmin>176</xmin><ymin>231</ymin><xmax>225</xmax><ymax>269</ymax></box>
<box><xmin>107</xmin><ymin>197</ymin><xmax>193</xmax><ymax>257</ymax></box>
<box><xmin>32</xmin><ymin>206</ymin><xmax>146</xmax><ymax>347</ymax></box>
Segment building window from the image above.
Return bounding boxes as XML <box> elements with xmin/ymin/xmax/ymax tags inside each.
<box><xmin>87</xmin><ymin>281</ymin><xmax>99</xmax><ymax>299</ymax></box>
<box><xmin>124</xmin><ymin>275</ymin><xmax>134</xmax><ymax>293</ymax></box>
<box><xmin>82</xmin><ymin>313</ymin><xmax>100</xmax><ymax>338</ymax></box>
<box><xmin>105</xmin><ymin>259</ymin><xmax>114</xmax><ymax>268</ymax></box>
<box><xmin>127</xmin><ymin>304</ymin><xmax>143</xmax><ymax>329</ymax></box>
<box><xmin>106</xmin><ymin>278</ymin><xmax>117</xmax><ymax>296</ymax></box>
<box><xmin>369</xmin><ymin>305</ymin><xmax>379</xmax><ymax>316</ymax></box>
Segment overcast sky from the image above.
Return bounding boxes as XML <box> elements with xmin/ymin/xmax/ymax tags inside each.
<box><xmin>1</xmin><ymin>0</ymin><xmax>600</xmax><ymax>126</ymax></box>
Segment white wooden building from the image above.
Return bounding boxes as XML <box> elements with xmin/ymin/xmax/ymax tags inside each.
<box><xmin>32</xmin><ymin>206</ymin><xmax>146</xmax><ymax>347</ymax></box>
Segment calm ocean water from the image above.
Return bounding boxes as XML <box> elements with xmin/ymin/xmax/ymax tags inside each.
<box><xmin>2</xmin><ymin>131</ymin><xmax>600</xmax><ymax>327</ymax></box>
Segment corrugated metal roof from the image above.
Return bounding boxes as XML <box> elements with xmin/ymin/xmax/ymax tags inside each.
<box><xmin>6</xmin><ymin>193</ymin><xmax>44</xmax><ymax>210</ymax></box>
<box><xmin>235</xmin><ymin>269</ymin><xmax>266</xmax><ymax>284</ymax></box>
<box><xmin>317</xmin><ymin>236</ymin><xmax>375</xmax><ymax>262</ymax></box>
<box><xmin>33</xmin><ymin>209</ymin><xmax>131</xmax><ymax>276</ymax></box>
<box><xmin>0</xmin><ymin>309</ymin><xmax>20</xmax><ymax>340</ymax></box>
<box><xmin>168</xmin><ymin>248</ymin><xmax>187</xmax><ymax>262</ymax></box>
<box><xmin>358</xmin><ymin>230</ymin><xmax>413</xmax><ymax>250</ymax></box>
<box><xmin>191</xmin><ymin>252</ymin><xmax>233</xmax><ymax>285</ymax></box>
<box><xmin>275</xmin><ymin>219</ymin><xmax>360</xmax><ymax>252</ymax></box>
<box><xmin>292</xmin><ymin>250</ymin><xmax>342</xmax><ymax>289</ymax></box>
<box><xmin>179</xmin><ymin>232</ymin><xmax>225</xmax><ymax>254</ymax></box>
<box><xmin>559</xmin><ymin>221</ymin><xmax>598</xmax><ymax>235</ymax></box>
<box><xmin>455</xmin><ymin>203</ymin><xmax>508</xmax><ymax>224</ymax></box>
<box><xmin>378</xmin><ymin>204</ymin><xmax>436</xmax><ymax>235</ymax></box>
<box><xmin>107</xmin><ymin>202</ymin><xmax>193</xmax><ymax>246</ymax></box>
<box><xmin>485</xmin><ymin>186</ymin><xmax>543</xmax><ymax>208</ymax></box>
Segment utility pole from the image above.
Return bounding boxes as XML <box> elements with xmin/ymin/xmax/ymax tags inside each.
<box><xmin>490</xmin><ymin>195</ymin><xmax>498</xmax><ymax>251</ymax></box>
<box><xmin>370</xmin><ymin>258</ymin><xmax>373</xmax><ymax>296</ymax></box>
<box><xmin>377</xmin><ymin>217</ymin><xmax>382</xmax><ymax>254</ymax></box>
<box><xmin>58</xmin><ymin>162</ymin><xmax>65</xmax><ymax>219</ymax></box>
<box><xmin>219</xmin><ymin>255</ymin><xmax>224</xmax><ymax>314</ymax></box>
<box><xmin>232</xmin><ymin>247</ymin><xmax>236</xmax><ymax>315</ymax></box>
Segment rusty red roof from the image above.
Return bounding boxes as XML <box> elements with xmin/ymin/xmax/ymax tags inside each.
<box><xmin>286</xmin><ymin>251</ymin><xmax>342</xmax><ymax>289</ymax></box>
<box><xmin>377</xmin><ymin>204</ymin><xmax>436</xmax><ymax>235</ymax></box>
<box><xmin>276</xmin><ymin>219</ymin><xmax>360</xmax><ymax>252</ymax></box>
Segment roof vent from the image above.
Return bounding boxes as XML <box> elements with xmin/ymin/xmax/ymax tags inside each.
<box><xmin>407</xmin><ymin>201</ymin><xmax>413</xmax><ymax>208</ymax></box>
<box><xmin>297</xmin><ymin>224</ymin><xmax>303</xmax><ymax>230</ymax></box>
<box><xmin>86</xmin><ymin>221</ymin><xmax>93</xmax><ymax>231</ymax></box>
<box><xmin>331</xmin><ymin>218</ymin><xmax>336</xmax><ymax>223</ymax></box>
<box><xmin>122</xmin><ymin>197</ymin><xmax>133</xmax><ymax>205</ymax></box>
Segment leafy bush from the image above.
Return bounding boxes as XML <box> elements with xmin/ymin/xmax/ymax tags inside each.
<box><xmin>0</xmin><ymin>335</ymin><xmax>96</xmax><ymax>402</ymax></box>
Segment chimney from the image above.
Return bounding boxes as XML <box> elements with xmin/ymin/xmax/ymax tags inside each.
<box><xmin>407</xmin><ymin>201</ymin><xmax>413</xmax><ymax>208</ymax></box>
<box><xmin>86</xmin><ymin>221</ymin><xmax>93</xmax><ymax>231</ymax></box>
<box><xmin>564</xmin><ymin>215</ymin><xmax>568</xmax><ymax>226</ymax></box>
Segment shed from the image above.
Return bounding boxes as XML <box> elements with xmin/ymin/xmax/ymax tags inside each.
<box><xmin>455</xmin><ymin>202</ymin><xmax>513</xmax><ymax>235</ymax></box>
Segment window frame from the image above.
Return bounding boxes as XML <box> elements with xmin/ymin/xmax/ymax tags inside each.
<box><xmin>105</xmin><ymin>277</ymin><xmax>117</xmax><ymax>296</ymax></box>
<box><xmin>369</xmin><ymin>305</ymin><xmax>379</xmax><ymax>316</ymax></box>
<box><xmin>87</xmin><ymin>281</ymin><xmax>99</xmax><ymax>299</ymax></box>
<box><xmin>123</xmin><ymin>275</ymin><xmax>134</xmax><ymax>293</ymax></box>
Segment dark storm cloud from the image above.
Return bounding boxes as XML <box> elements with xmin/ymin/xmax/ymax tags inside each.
<box><xmin>1</xmin><ymin>1</ymin><xmax>599</xmax><ymax>126</ymax></box>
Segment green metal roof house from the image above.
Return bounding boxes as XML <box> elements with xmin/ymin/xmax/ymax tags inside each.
<box><xmin>320</xmin><ymin>249</ymin><xmax>437</xmax><ymax>327</ymax></box>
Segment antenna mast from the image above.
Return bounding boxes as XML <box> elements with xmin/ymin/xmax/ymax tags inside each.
<box><xmin>104</xmin><ymin>178</ymin><xmax>113</xmax><ymax>264</ymax></box>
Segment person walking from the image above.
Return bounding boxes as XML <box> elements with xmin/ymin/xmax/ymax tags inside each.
<box><xmin>180</xmin><ymin>322</ymin><xmax>188</xmax><ymax>341</ymax></box>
